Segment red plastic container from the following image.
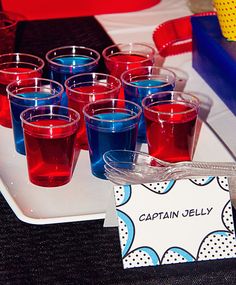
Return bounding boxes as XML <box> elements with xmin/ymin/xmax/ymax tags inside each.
<box><xmin>2</xmin><ymin>0</ymin><xmax>161</xmax><ymax>20</ymax></box>
<box><xmin>192</xmin><ymin>15</ymin><xmax>236</xmax><ymax>115</ymax></box>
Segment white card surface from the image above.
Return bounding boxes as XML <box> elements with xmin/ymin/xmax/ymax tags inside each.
<box><xmin>113</xmin><ymin>177</ymin><xmax>236</xmax><ymax>269</ymax></box>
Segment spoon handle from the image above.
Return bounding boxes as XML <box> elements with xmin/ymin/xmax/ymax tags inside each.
<box><xmin>166</xmin><ymin>162</ymin><xmax>236</xmax><ymax>180</ymax></box>
<box><xmin>185</xmin><ymin>161</ymin><xmax>236</xmax><ymax>171</ymax></box>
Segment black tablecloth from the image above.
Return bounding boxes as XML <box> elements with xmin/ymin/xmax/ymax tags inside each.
<box><xmin>14</xmin><ymin>16</ymin><xmax>112</xmax><ymax>77</ymax></box>
<box><xmin>0</xmin><ymin>16</ymin><xmax>236</xmax><ymax>284</ymax></box>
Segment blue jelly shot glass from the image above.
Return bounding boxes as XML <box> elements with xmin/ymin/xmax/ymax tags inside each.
<box><xmin>83</xmin><ymin>99</ymin><xmax>142</xmax><ymax>179</ymax></box>
<box><xmin>46</xmin><ymin>46</ymin><xmax>100</xmax><ymax>106</ymax></box>
<box><xmin>7</xmin><ymin>78</ymin><xmax>63</xmax><ymax>155</ymax></box>
<box><xmin>121</xmin><ymin>66</ymin><xmax>176</xmax><ymax>143</ymax></box>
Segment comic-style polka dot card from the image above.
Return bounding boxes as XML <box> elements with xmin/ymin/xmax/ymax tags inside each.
<box><xmin>113</xmin><ymin>176</ymin><xmax>236</xmax><ymax>269</ymax></box>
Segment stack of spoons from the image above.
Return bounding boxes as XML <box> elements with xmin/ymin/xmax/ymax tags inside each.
<box><xmin>103</xmin><ymin>150</ymin><xmax>236</xmax><ymax>185</ymax></box>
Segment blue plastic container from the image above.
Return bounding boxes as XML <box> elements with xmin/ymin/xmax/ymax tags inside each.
<box><xmin>191</xmin><ymin>15</ymin><xmax>236</xmax><ymax>115</ymax></box>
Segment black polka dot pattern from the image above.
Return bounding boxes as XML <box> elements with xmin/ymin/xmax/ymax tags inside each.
<box><xmin>222</xmin><ymin>201</ymin><xmax>235</xmax><ymax>233</ymax></box>
<box><xmin>198</xmin><ymin>232</ymin><xmax>236</xmax><ymax>261</ymax></box>
<box><xmin>190</xmin><ymin>176</ymin><xmax>214</xmax><ymax>186</ymax></box>
<box><xmin>114</xmin><ymin>185</ymin><xmax>131</xmax><ymax>207</ymax></box>
<box><xmin>123</xmin><ymin>248</ymin><xmax>157</xmax><ymax>268</ymax></box>
<box><xmin>162</xmin><ymin>249</ymin><xmax>194</xmax><ymax>264</ymax></box>
<box><xmin>143</xmin><ymin>180</ymin><xmax>175</xmax><ymax>194</ymax></box>
<box><xmin>118</xmin><ymin>218</ymin><xmax>128</xmax><ymax>253</ymax></box>
<box><xmin>217</xmin><ymin>176</ymin><xmax>229</xmax><ymax>191</ymax></box>
<box><xmin>115</xmin><ymin>186</ymin><xmax>126</xmax><ymax>206</ymax></box>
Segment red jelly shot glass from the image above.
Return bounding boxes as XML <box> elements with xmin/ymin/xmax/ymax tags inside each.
<box><xmin>0</xmin><ymin>53</ymin><xmax>45</xmax><ymax>128</ymax></box>
<box><xmin>65</xmin><ymin>72</ymin><xmax>121</xmax><ymax>150</ymax></box>
<box><xmin>20</xmin><ymin>105</ymin><xmax>80</xmax><ymax>187</ymax></box>
<box><xmin>142</xmin><ymin>91</ymin><xmax>200</xmax><ymax>162</ymax></box>
<box><xmin>102</xmin><ymin>43</ymin><xmax>155</xmax><ymax>79</ymax></box>
<box><xmin>102</xmin><ymin>43</ymin><xmax>155</xmax><ymax>100</ymax></box>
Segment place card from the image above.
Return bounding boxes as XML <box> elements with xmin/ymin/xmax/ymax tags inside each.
<box><xmin>112</xmin><ymin>176</ymin><xmax>236</xmax><ymax>269</ymax></box>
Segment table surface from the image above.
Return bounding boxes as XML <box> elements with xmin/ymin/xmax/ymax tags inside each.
<box><xmin>0</xmin><ymin>0</ymin><xmax>236</xmax><ymax>284</ymax></box>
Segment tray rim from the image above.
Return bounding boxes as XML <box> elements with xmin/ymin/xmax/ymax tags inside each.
<box><xmin>0</xmin><ymin>178</ymin><xmax>106</xmax><ymax>225</ymax></box>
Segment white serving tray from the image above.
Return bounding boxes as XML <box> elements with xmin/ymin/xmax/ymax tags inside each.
<box><xmin>0</xmin><ymin>122</ymin><xmax>235</xmax><ymax>225</ymax></box>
